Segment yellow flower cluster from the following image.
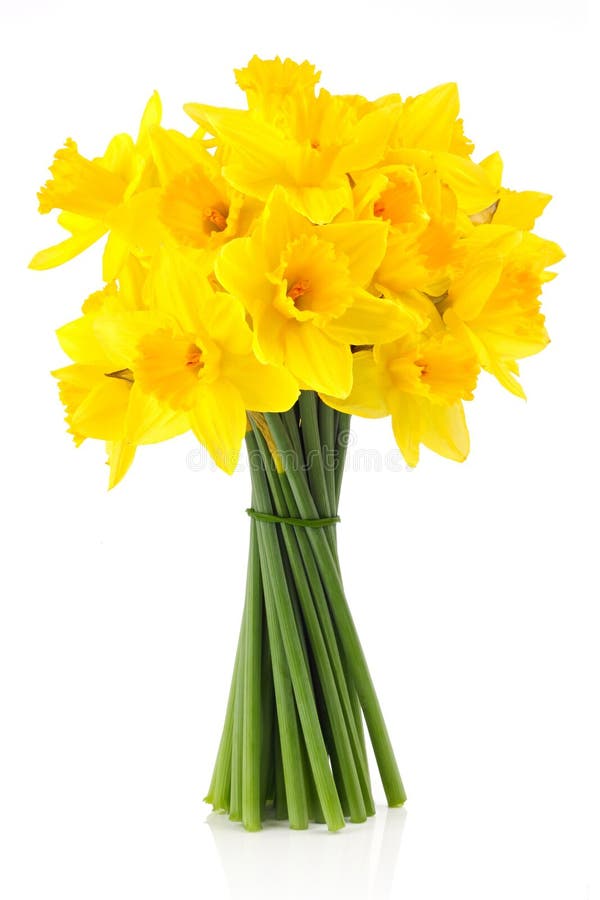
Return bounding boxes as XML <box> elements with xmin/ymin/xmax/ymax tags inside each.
<box><xmin>32</xmin><ymin>57</ymin><xmax>563</xmax><ymax>485</ymax></box>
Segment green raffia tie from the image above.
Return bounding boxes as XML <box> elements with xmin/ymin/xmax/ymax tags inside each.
<box><xmin>246</xmin><ymin>508</ymin><xmax>341</xmax><ymax>529</ymax></box>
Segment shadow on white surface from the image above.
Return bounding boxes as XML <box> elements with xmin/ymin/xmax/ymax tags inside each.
<box><xmin>206</xmin><ymin>806</ymin><xmax>406</xmax><ymax>900</ymax></box>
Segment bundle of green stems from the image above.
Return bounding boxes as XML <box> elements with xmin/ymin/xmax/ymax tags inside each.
<box><xmin>205</xmin><ymin>392</ymin><xmax>405</xmax><ymax>832</ymax></box>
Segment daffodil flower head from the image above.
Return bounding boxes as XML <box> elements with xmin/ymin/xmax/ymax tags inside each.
<box><xmin>33</xmin><ymin>57</ymin><xmax>563</xmax><ymax>484</ymax></box>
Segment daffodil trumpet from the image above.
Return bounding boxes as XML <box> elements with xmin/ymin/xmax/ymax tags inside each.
<box><xmin>33</xmin><ymin>55</ymin><xmax>562</xmax><ymax>832</ymax></box>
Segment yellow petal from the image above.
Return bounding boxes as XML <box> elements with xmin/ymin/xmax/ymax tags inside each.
<box><xmin>71</xmin><ymin>378</ymin><xmax>131</xmax><ymax>440</ymax></box>
<box><xmin>215</xmin><ymin>236</ymin><xmax>271</xmax><ymax>318</ymax></box>
<box><xmin>56</xmin><ymin>315</ymin><xmax>106</xmax><ymax>365</ymax></box>
<box><xmin>147</xmin><ymin>246</ymin><xmax>212</xmax><ymax>334</ymax></box>
<box><xmin>319</xmin><ymin>220</ymin><xmax>389</xmax><ymax>285</ymax></box>
<box><xmin>479</xmin><ymin>152</ymin><xmax>504</xmax><ymax>191</ymax></box>
<box><xmin>136</xmin><ymin>91</ymin><xmax>162</xmax><ymax>155</ymax></box>
<box><xmin>279</xmin><ymin>180</ymin><xmax>351</xmax><ymax>225</ymax></box>
<box><xmin>124</xmin><ymin>383</ymin><xmax>190</xmax><ymax>444</ymax></box>
<box><xmin>447</xmin><ymin>258</ymin><xmax>504</xmax><ymax>320</ymax></box>
<box><xmin>102</xmin><ymin>232</ymin><xmax>130</xmax><ymax>282</ymax></box>
<box><xmin>253</xmin><ymin>308</ymin><xmax>287</xmax><ymax>366</ymax></box>
<box><xmin>320</xmin><ymin>350</ymin><xmax>388</xmax><ymax>418</ymax></box>
<box><xmin>203</xmin><ymin>291</ymin><xmax>253</xmax><ymax>356</ymax></box>
<box><xmin>29</xmin><ymin>223</ymin><xmax>107</xmax><ymax>270</ymax></box>
<box><xmin>149</xmin><ymin>125</ymin><xmax>211</xmax><ymax>184</ymax></box>
<box><xmin>422</xmin><ymin>401</ymin><xmax>470</xmax><ymax>461</ymax></box>
<box><xmin>57</xmin><ymin>211</ymin><xmax>98</xmax><ymax>234</ymax></box>
<box><xmin>401</xmin><ymin>84</ymin><xmax>460</xmax><ymax>152</ymax></box>
<box><xmin>188</xmin><ymin>105</ymin><xmax>290</xmax><ymax>194</ymax></box>
<box><xmin>92</xmin><ymin>309</ymin><xmax>164</xmax><ymax>367</ymax></box>
<box><xmin>189</xmin><ymin>381</ymin><xmax>247</xmax><ymax>474</ymax></box>
<box><xmin>435</xmin><ymin>152</ymin><xmax>498</xmax><ymax>215</ymax></box>
<box><xmin>104</xmin><ymin>188</ymin><xmax>164</xmax><ymax>261</ymax></box>
<box><xmin>102</xmin><ymin>133</ymin><xmax>136</xmax><ymax>182</ymax></box>
<box><xmin>388</xmin><ymin>392</ymin><xmax>422</xmax><ymax>467</ymax></box>
<box><xmin>325</xmin><ymin>288</ymin><xmax>421</xmax><ymax>344</ymax></box>
<box><xmin>284</xmin><ymin>323</ymin><xmax>352</xmax><ymax>397</ymax></box>
<box><xmin>222</xmin><ymin>353</ymin><xmax>299</xmax><ymax>412</ymax></box>
<box><xmin>107</xmin><ymin>440</ymin><xmax>137</xmax><ymax>489</ymax></box>
<box><xmin>260</xmin><ymin>186</ymin><xmax>312</xmax><ymax>266</ymax></box>
<box><xmin>336</xmin><ymin>107</ymin><xmax>394</xmax><ymax>172</ymax></box>
<box><xmin>485</xmin><ymin>357</ymin><xmax>527</xmax><ymax>399</ymax></box>
<box><xmin>493</xmin><ymin>188</ymin><xmax>552</xmax><ymax>230</ymax></box>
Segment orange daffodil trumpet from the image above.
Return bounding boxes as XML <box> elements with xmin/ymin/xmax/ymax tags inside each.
<box><xmin>32</xmin><ymin>56</ymin><xmax>562</xmax><ymax>485</ymax></box>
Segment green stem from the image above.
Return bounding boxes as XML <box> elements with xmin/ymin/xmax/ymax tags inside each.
<box><xmin>205</xmin><ymin>626</ymin><xmax>241</xmax><ymax>811</ymax></box>
<box><xmin>299</xmin><ymin>392</ymin><xmax>333</xmax><ymax>517</ymax></box>
<box><xmin>248</xmin><ymin>434</ymin><xmax>309</xmax><ymax>829</ymax></box>
<box><xmin>318</xmin><ymin>397</ymin><xmax>336</xmax><ymax>510</ymax></box>
<box><xmin>249</xmin><ymin>431</ymin><xmax>346</xmax><ymax>832</ymax></box>
<box><xmin>253</xmin><ymin>425</ymin><xmax>366</xmax><ymax>823</ymax></box>
<box><xmin>229</xmin><ymin>605</ymin><xmax>246</xmax><ymax>821</ymax></box>
<box><xmin>274</xmin><ymin>466</ymin><xmax>374</xmax><ymax>817</ymax></box>
<box><xmin>241</xmin><ymin>519</ymin><xmax>263</xmax><ymax>831</ymax></box>
<box><xmin>334</xmin><ymin>412</ymin><xmax>351</xmax><ymax>507</ymax></box>
<box><xmin>265</xmin><ymin>408</ymin><xmax>406</xmax><ymax>808</ymax></box>
<box><xmin>273</xmin><ymin>708</ymin><xmax>288</xmax><ymax>820</ymax></box>
<box><xmin>259</xmin><ymin>613</ymin><xmax>274</xmax><ymax>815</ymax></box>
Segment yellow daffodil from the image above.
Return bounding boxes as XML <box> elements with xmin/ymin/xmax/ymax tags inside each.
<box><xmin>441</xmin><ymin>225</ymin><xmax>564</xmax><ymax>397</ymax></box>
<box><xmin>53</xmin><ymin>277</ymin><xmax>189</xmax><ymax>488</ymax></box>
<box><xmin>216</xmin><ymin>187</ymin><xmax>422</xmax><ymax>397</ymax></box>
<box><xmin>35</xmin><ymin>56</ymin><xmax>562</xmax><ymax>483</ymax></box>
<box><xmin>30</xmin><ymin>93</ymin><xmax>164</xmax><ymax>280</ymax></box>
<box><xmin>145</xmin><ymin>123</ymin><xmax>264</xmax><ymax>270</ymax></box>
<box><xmin>186</xmin><ymin>59</ymin><xmax>394</xmax><ymax>224</ymax></box>
<box><xmin>322</xmin><ymin>329</ymin><xmax>479</xmax><ymax>466</ymax></box>
<box><xmin>133</xmin><ymin>248</ymin><xmax>299</xmax><ymax>472</ymax></box>
<box><xmin>352</xmin><ymin>164</ymin><xmax>461</xmax><ymax>296</ymax></box>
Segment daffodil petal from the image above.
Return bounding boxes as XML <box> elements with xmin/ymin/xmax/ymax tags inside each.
<box><xmin>284</xmin><ymin>181</ymin><xmax>352</xmax><ymax>225</ymax></box>
<box><xmin>124</xmin><ymin>383</ymin><xmax>190</xmax><ymax>444</ymax></box>
<box><xmin>223</xmin><ymin>354</ymin><xmax>299</xmax><ymax>412</ymax></box>
<box><xmin>136</xmin><ymin>91</ymin><xmax>162</xmax><ymax>154</ymax></box>
<box><xmin>493</xmin><ymin>188</ymin><xmax>552</xmax><ymax>230</ymax></box>
<box><xmin>319</xmin><ymin>220</ymin><xmax>389</xmax><ymax>285</ymax></box>
<box><xmin>422</xmin><ymin>401</ymin><xmax>470</xmax><ymax>461</ymax></box>
<box><xmin>189</xmin><ymin>381</ymin><xmax>247</xmax><ymax>474</ymax></box>
<box><xmin>284</xmin><ymin>323</ymin><xmax>352</xmax><ymax>397</ymax></box>
<box><xmin>336</xmin><ymin>107</ymin><xmax>394</xmax><ymax>172</ymax></box>
<box><xmin>215</xmin><ymin>237</ymin><xmax>273</xmax><ymax>318</ymax></box>
<box><xmin>104</xmin><ymin>189</ymin><xmax>164</xmax><ymax>260</ymax></box>
<box><xmin>71</xmin><ymin>378</ymin><xmax>131</xmax><ymax>440</ymax></box>
<box><xmin>205</xmin><ymin>292</ymin><xmax>253</xmax><ymax>356</ymax></box>
<box><xmin>107</xmin><ymin>440</ymin><xmax>137</xmax><ymax>490</ymax></box>
<box><xmin>447</xmin><ymin>258</ymin><xmax>504</xmax><ymax>320</ymax></box>
<box><xmin>326</xmin><ymin>288</ymin><xmax>421</xmax><ymax>345</ymax></box>
<box><xmin>29</xmin><ymin>223</ymin><xmax>107</xmax><ymax>270</ymax></box>
<box><xmin>56</xmin><ymin>314</ymin><xmax>106</xmax><ymax>364</ymax></box>
<box><xmin>401</xmin><ymin>83</ymin><xmax>460</xmax><ymax>152</ymax></box>
<box><xmin>388</xmin><ymin>392</ymin><xmax>422</xmax><ymax>467</ymax></box>
<box><xmin>436</xmin><ymin>152</ymin><xmax>498</xmax><ymax>215</ymax></box>
<box><xmin>148</xmin><ymin>246</ymin><xmax>212</xmax><ymax>334</ymax></box>
<box><xmin>149</xmin><ymin>125</ymin><xmax>210</xmax><ymax>184</ymax></box>
<box><xmin>189</xmin><ymin>105</ymin><xmax>290</xmax><ymax>196</ymax></box>
<box><xmin>320</xmin><ymin>350</ymin><xmax>388</xmax><ymax>418</ymax></box>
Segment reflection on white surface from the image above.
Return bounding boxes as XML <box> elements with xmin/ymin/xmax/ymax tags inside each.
<box><xmin>207</xmin><ymin>806</ymin><xmax>406</xmax><ymax>900</ymax></box>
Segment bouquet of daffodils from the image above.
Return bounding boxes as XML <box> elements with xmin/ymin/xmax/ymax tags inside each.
<box><xmin>32</xmin><ymin>57</ymin><xmax>562</xmax><ymax>832</ymax></box>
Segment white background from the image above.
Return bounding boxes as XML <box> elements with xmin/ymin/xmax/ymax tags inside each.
<box><xmin>0</xmin><ymin>1</ymin><xmax>598</xmax><ymax>898</ymax></box>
